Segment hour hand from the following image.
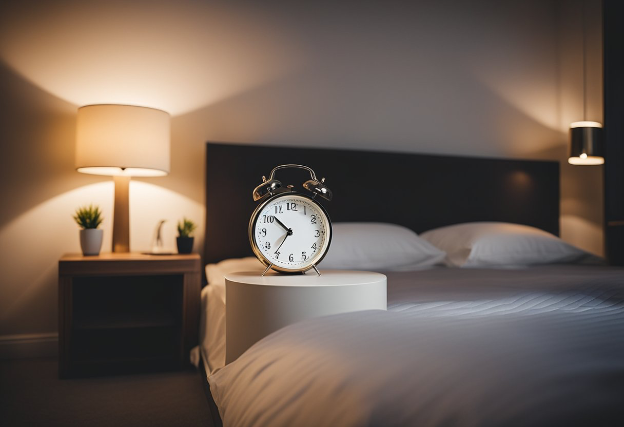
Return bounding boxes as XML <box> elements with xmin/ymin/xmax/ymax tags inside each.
<box><xmin>273</xmin><ymin>216</ymin><xmax>292</xmax><ymax>235</ymax></box>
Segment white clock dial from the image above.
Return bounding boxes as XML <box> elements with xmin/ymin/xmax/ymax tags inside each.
<box><xmin>251</xmin><ymin>194</ymin><xmax>331</xmax><ymax>271</ymax></box>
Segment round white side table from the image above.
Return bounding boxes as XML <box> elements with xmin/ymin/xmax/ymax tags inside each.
<box><xmin>225</xmin><ymin>270</ymin><xmax>387</xmax><ymax>363</ymax></box>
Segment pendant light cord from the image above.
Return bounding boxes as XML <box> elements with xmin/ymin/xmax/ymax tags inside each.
<box><xmin>582</xmin><ymin>0</ymin><xmax>587</xmax><ymax>120</ymax></box>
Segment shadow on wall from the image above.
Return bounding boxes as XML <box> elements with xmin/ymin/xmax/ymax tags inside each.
<box><xmin>0</xmin><ymin>60</ymin><xmax>97</xmax><ymax>229</ymax></box>
<box><xmin>171</xmin><ymin>53</ymin><xmax>562</xmax><ymax>222</ymax></box>
<box><xmin>0</xmin><ymin>183</ymin><xmax>112</xmax><ymax>336</ymax></box>
<box><xmin>173</xmin><ymin>42</ymin><xmax>563</xmax><ymax>152</ymax></box>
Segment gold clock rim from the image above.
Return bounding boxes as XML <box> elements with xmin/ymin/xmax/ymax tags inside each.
<box><xmin>248</xmin><ymin>192</ymin><xmax>332</xmax><ymax>274</ymax></box>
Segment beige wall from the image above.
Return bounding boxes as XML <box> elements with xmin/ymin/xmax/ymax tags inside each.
<box><xmin>0</xmin><ymin>0</ymin><xmax>604</xmax><ymax>351</ymax></box>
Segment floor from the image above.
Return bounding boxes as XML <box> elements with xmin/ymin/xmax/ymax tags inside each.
<box><xmin>0</xmin><ymin>358</ymin><xmax>214</xmax><ymax>427</ymax></box>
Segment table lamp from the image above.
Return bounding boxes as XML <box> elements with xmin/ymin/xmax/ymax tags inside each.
<box><xmin>75</xmin><ymin>104</ymin><xmax>170</xmax><ymax>252</ymax></box>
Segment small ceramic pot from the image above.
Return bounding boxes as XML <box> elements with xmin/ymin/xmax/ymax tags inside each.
<box><xmin>177</xmin><ymin>237</ymin><xmax>194</xmax><ymax>254</ymax></box>
<box><xmin>80</xmin><ymin>228</ymin><xmax>103</xmax><ymax>256</ymax></box>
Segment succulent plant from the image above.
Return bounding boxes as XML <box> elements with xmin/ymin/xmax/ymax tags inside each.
<box><xmin>73</xmin><ymin>204</ymin><xmax>103</xmax><ymax>229</ymax></box>
<box><xmin>177</xmin><ymin>217</ymin><xmax>197</xmax><ymax>238</ymax></box>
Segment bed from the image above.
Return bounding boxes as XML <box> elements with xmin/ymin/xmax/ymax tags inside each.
<box><xmin>197</xmin><ymin>142</ymin><xmax>624</xmax><ymax>427</ymax></box>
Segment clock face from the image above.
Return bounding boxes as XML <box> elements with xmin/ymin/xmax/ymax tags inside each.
<box><xmin>250</xmin><ymin>193</ymin><xmax>332</xmax><ymax>272</ymax></box>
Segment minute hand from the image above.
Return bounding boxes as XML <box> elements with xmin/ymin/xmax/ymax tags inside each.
<box><xmin>274</xmin><ymin>233</ymin><xmax>289</xmax><ymax>253</ymax></box>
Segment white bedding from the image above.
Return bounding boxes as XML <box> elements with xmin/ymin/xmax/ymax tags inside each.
<box><xmin>196</xmin><ymin>257</ymin><xmax>264</xmax><ymax>373</ymax></box>
<box><xmin>205</xmin><ymin>265</ymin><xmax>624</xmax><ymax>426</ymax></box>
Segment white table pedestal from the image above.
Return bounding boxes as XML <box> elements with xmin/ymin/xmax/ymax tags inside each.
<box><xmin>225</xmin><ymin>270</ymin><xmax>387</xmax><ymax>364</ymax></box>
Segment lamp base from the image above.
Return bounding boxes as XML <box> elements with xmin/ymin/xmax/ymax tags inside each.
<box><xmin>113</xmin><ymin>175</ymin><xmax>130</xmax><ymax>252</ymax></box>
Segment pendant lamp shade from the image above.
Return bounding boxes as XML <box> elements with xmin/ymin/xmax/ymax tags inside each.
<box><xmin>76</xmin><ymin>105</ymin><xmax>170</xmax><ymax>176</ymax></box>
<box><xmin>568</xmin><ymin>121</ymin><xmax>604</xmax><ymax>165</ymax></box>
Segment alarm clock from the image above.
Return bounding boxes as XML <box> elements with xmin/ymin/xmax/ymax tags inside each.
<box><xmin>249</xmin><ymin>164</ymin><xmax>333</xmax><ymax>275</ymax></box>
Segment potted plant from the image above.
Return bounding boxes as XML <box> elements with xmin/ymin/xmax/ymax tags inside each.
<box><xmin>177</xmin><ymin>217</ymin><xmax>197</xmax><ymax>254</ymax></box>
<box><xmin>74</xmin><ymin>204</ymin><xmax>104</xmax><ymax>256</ymax></box>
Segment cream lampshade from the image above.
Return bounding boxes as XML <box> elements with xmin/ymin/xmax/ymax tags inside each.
<box><xmin>76</xmin><ymin>104</ymin><xmax>171</xmax><ymax>252</ymax></box>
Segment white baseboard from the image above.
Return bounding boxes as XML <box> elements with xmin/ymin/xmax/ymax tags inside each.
<box><xmin>0</xmin><ymin>333</ymin><xmax>58</xmax><ymax>359</ymax></box>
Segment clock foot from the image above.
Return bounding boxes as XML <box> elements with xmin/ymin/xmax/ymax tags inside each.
<box><xmin>261</xmin><ymin>264</ymin><xmax>272</xmax><ymax>276</ymax></box>
<box><xmin>312</xmin><ymin>265</ymin><xmax>321</xmax><ymax>276</ymax></box>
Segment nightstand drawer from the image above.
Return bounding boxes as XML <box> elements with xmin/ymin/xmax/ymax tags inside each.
<box><xmin>71</xmin><ymin>275</ymin><xmax>182</xmax><ymax>330</ymax></box>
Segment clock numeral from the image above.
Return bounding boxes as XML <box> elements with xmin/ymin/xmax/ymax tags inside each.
<box><xmin>314</xmin><ymin>230</ymin><xmax>320</xmax><ymax>237</ymax></box>
<box><xmin>275</xmin><ymin>251</ymin><xmax>280</xmax><ymax>259</ymax></box>
<box><xmin>304</xmin><ymin>206</ymin><xmax>306</xmax><ymax>215</ymax></box>
<box><xmin>260</xmin><ymin>228</ymin><xmax>267</xmax><ymax>237</ymax></box>
<box><xmin>286</xmin><ymin>202</ymin><xmax>297</xmax><ymax>211</ymax></box>
<box><xmin>262</xmin><ymin>215</ymin><xmax>275</xmax><ymax>224</ymax></box>
<box><xmin>264</xmin><ymin>242</ymin><xmax>271</xmax><ymax>250</ymax></box>
<box><xmin>301</xmin><ymin>251</ymin><xmax>307</xmax><ymax>261</ymax></box>
<box><xmin>288</xmin><ymin>254</ymin><xmax>294</xmax><ymax>262</ymax></box>
<box><xmin>310</xmin><ymin>215</ymin><xmax>317</xmax><ymax>224</ymax></box>
<box><xmin>274</xmin><ymin>206</ymin><xmax>283</xmax><ymax>215</ymax></box>
<box><xmin>311</xmin><ymin>243</ymin><xmax>317</xmax><ymax>251</ymax></box>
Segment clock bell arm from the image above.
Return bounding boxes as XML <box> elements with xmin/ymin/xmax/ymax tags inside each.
<box><xmin>252</xmin><ymin>164</ymin><xmax>332</xmax><ymax>202</ymax></box>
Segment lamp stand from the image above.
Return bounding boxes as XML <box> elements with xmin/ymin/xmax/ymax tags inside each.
<box><xmin>112</xmin><ymin>175</ymin><xmax>130</xmax><ymax>253</ymax></box>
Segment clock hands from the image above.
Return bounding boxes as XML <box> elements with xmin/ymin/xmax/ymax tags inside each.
<box><xmin>274</xmin><ymin>234</ymin><xmax>288</xmax><ymax>254</ymax></box>
<box><xmin>273</xmin><ymin>217</ymin><xmax>293</xmax><ymax>254</ymax></box>
<box><xmin>273</xmin><ymin>216</ymin><xmax>292</xmax><ymax>235</ymax></box>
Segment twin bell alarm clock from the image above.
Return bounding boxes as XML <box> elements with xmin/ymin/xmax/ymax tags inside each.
<box><xmin>249</xmin><ymin>164</ymin><xmax>332</xmax><ymax>275</ymax></box>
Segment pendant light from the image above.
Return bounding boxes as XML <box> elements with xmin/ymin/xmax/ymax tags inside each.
<box><xmin>568</xmin><ymin>0</ymin><xmax>604</xmax><ymax>166</ymax></box>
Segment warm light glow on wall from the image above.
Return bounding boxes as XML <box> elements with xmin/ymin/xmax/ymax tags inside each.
<box><xmin>0</xmin><ymin>0</ymin><xmax>304</xmax><ymax>115</ymax></box>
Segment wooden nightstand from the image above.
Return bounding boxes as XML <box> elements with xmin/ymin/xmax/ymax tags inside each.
<box><xmin>58</xmin><ymin>253</ymin><xmax>201</xmax><ymax>378</ymax></box>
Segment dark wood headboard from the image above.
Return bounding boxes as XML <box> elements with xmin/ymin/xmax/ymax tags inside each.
<box><xmin>205</xmin><ymin>142</ymin><xmax>560</xmax><ymax>264</ymax></box>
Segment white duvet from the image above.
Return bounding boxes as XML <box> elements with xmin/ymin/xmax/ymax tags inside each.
<box><xmin>207</xmin><ymin>266</ymin><xmax>624</xmax><ymax>427</ymax></box>
<box><xmin>195</xmin><ymin>258</ymin><xmax>264</xmax><ymax>373</ymax></box>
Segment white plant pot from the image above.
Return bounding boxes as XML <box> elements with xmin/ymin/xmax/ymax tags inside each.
<box><xmin>80</xmin><ymin>229</ymin><xmax>103</xmax><ymax>256</ymax></box>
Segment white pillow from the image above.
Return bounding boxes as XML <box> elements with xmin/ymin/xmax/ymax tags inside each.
<box><xmin>420</xmin><ymin>222</ymin><xmax>598</xmax><ymax>268</ymax></box>
<box><xmin>318</xmin><ymin>223</ymin><xmax>446</xmax><ymax>271</ymax></box>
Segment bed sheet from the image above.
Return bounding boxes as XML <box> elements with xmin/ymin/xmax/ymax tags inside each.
<box><xmin>195</xmin><ymin>264</ymin><xmax>624</xmax><ymax>374</ymax></box>
<box><xmin>193</xmin><ymin>258</ymin><xmax>264</xmax><ymax>373</ymax></box>
<box><xmin>387</xmin><ymin>264</ymin><xmax>624</xmax><ymax>309</ymax></box>
<box><xmin>203</xmin><ymin>264</ymin><xmax>624</xmax><ymax>426</ymax></box>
